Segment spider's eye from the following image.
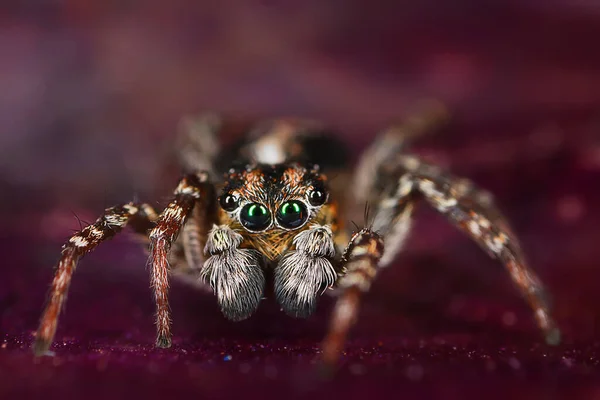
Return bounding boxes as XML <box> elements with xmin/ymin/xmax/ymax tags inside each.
<box><xmin>219</xmin><ymin>194</ymin><xmax>239</xmax><ymax>212</ymax></box>
<box><xmin>276</xmin><ymin>200</ymin><xmax>308</xmax><ymax>229</ymax></box>
<box><xmin>240</xmin><ymin>203</ymin><xmax>271</xmax><ymax>231</ymax></box>
<box><xmin>308</xmin><ymin>188</ymin><xmax>327</xmax><ymax>206</ymax></box>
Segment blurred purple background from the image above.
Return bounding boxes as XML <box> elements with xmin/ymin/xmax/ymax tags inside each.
<box><xmin>1</xmin><ymin>1</ymin><xmax>600</xmax><ymax>399</ymax></box>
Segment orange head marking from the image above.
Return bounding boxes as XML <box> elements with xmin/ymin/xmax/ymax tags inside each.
<box><xmin>218</xmin><ymin>163</ymin><xmax>334</xmax><ymax>260</ymax></box>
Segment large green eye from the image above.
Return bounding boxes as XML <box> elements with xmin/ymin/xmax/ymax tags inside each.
<box><xmin>276</xmin><ymin>200</ymin><xmax>308</xmax><ymax>229</ymax></box>
<box><xmin>240</xmin><ymin>203</ymin><xmax>271</xmax><ymax>231</ymax></box>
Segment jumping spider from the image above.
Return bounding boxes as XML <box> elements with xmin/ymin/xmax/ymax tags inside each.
<box><xmin>33</xmin><ymin>109</ymin><xmax>561</xmax><ymax>366</ymax></box>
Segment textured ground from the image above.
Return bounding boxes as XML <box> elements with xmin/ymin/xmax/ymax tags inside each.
<box><xmin>1</xmin><ymin>1</ymin><xmax>600</xmax><ymax>399</ymax></box>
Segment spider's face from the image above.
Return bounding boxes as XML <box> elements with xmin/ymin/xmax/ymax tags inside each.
<box><xmin>217</xmin><ymin>163</ymin><xmax>332</xmax><ymax>260</ymax></box>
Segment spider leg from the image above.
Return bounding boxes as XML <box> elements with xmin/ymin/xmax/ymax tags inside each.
<box><xmin>353</xmin><ymin>101</ymin><xmax>448</xmax><ymax>204</ymax></box>
<box><xmin>321</xmin><ymin>228</ymin><xmax>384</xmax><ymax>367</ymax></box>
<box><xmin>176</xmin><ymin>113</ymin><xmax>222</xmax><ymax>177</ymax></box>
<box><xmin>397</xmin><ymin>155</ymin><xmax>561</xmax><ymax>345</ymax></box>
<box><xmin>181</xmin><ymin>185</ymin><xmax>218</xmax><ymax>271</ymax></box>
<box><xmin>321</xmin><ymin>153</ymin><xmax>559</xmax><ymax>368</ymax></box>
<box><xmin>33</xmin><ymin>202</ymin><xmax>159</xmax><ymax>356</ymax></box>
<box><xmin>149</xmin><ymin>172</ymin><xmax>213</xmax><ymax>348</ymax></box>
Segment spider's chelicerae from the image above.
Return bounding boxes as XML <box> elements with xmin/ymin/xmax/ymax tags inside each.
<box><xmin>33</xmin><ymin>110</ymin><xmax>561</xmax><ymax>366</ymax></box>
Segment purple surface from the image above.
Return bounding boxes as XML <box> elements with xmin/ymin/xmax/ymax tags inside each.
<box><xmin>1</xmin><ymin>1</ymin><xmax>600</xmax><ymax>399</ymax></box>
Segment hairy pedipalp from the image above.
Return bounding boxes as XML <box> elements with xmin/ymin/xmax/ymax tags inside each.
<box><xmin>274</xmin><ymin>224</ymin><xmax>337</xmax><ymax>318</ymax></box>
<box><xmin>202</xmin><ymin>225</ymin><xmax>265</xmax><ymax>321</ymax></box>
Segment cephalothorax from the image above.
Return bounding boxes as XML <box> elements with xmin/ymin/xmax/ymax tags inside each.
<box><xmin>33</xmin><ymin>110</ymin><xmax>561</xmax><ymax>366</ymax></box>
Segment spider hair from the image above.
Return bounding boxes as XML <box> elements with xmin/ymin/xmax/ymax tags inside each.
<box><xmin>274</xmin><ymin>224</ymin><xmax>337</xmax><ymax>318</ymax></box>
<box><xmin>32</xmin><ymin>113</ymin><xmax>561</xmax><ymax>369</ymax></box>
<box><xmin>202</xmin><ymin>225</ymin><xmax>265</xmax><ymax>321</ymax></box>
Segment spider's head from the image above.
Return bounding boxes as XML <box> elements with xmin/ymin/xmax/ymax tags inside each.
<box><xmin>218</xmin><ymin>163</ymin><xmax>333</xmax><ymax>260</ymax></box>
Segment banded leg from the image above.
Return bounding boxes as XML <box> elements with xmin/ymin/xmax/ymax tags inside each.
<box><xmin>33</xmin><ymin>202</ymin><xmax>158</xmax><ymax>356</ymax></box>
<box><xmin>176</xmin><ymin>113</ymin><xmax>222</xmax><ymax>177</ymax></box>
<box><xmin>150</xmin><ymin>172</ymin><xmax>213</xmax><ymax>348</ymax></box>
<box><xmin>397</xmin><ymin>155</ymin><xmax>560</xmax><ymax>345</ymax></box>
<box><xmin>353</xmin><ymin>101</ymin><xmax>448</xmax><ymax>204</ymax></box>
<box><xmin>321</xmin><ymin>228</ymin><xmax>384</xmax><ymax>367</ymax></box>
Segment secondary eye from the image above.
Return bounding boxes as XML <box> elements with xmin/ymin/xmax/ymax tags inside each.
<box><xmin>276</xmin><ymin>200</ymin><xmax>308</xmax><ymax>229</ymax></box>
<box><xmin>308</xmin><ymin>187</ymin><xmax>327</xmax><ymax>206</ymax></box>
<box><xmin>240</xmin><ymin>203</ymin><xmax>271</xmax><ymax>231</ymax></box>
<box><xmin>219</xmin><ymin>194</ymin><xmax>239</xmax><ymax>212</ymax></box>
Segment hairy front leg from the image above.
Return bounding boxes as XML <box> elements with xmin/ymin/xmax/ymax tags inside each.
<box><xmin>33</xmin><ymin>202</ymin><xmax>158</xmax><ymax>356</ymax></box>
<box><xmin>150</xmin><ymin>173</ymin><xmax>213</xmax><ymax>348</ymax></box>
<box><xmin>321</xmin><ymin>228</ymin><xmax>384</xmax><ymax>367</ymax></box>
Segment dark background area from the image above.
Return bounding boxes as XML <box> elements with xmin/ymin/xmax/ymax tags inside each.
<box><xmin>1</xmin><ymin>1</ymin><xmax>600</xmax><ymax>399</ymax></box>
